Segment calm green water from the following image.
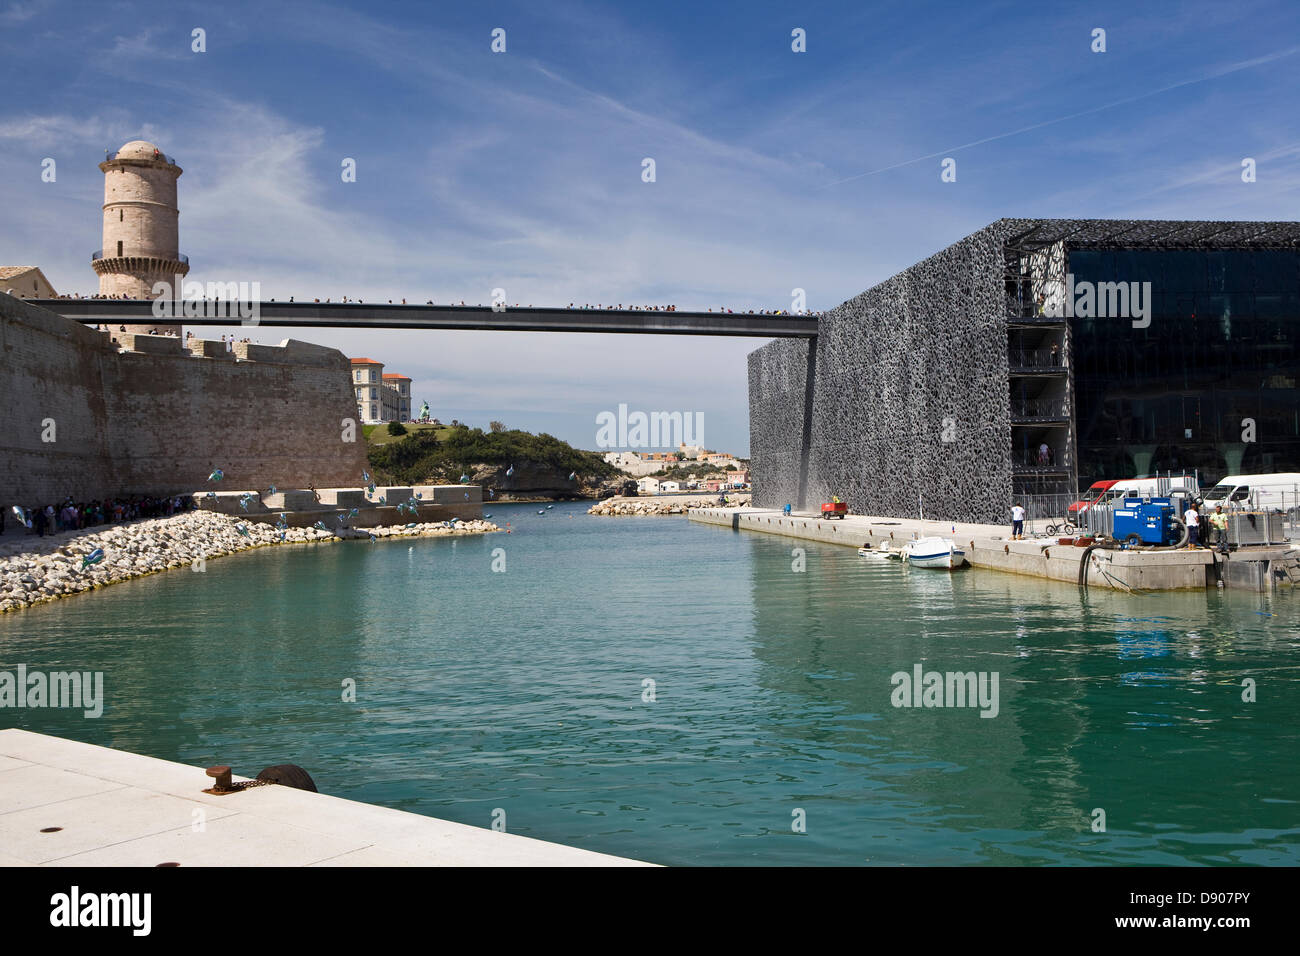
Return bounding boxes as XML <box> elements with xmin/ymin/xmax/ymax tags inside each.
<box><xmin>2</xmin><ymin>501</ymin><xmax>1297</xmax><ymax>865</ymax></box>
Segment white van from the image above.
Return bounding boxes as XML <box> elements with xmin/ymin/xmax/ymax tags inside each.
<box><xmin>1201</xmin><ymin>473</ymin><xmax>1300</xmax><ymax>511</ymax></box>
<box><xmin>1101</xmin><ymin>475</ymin><xmax>1200</xmax><ymax>504</ymax></box>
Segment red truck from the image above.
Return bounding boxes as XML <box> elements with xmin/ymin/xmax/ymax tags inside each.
<box><xmin>1067</xmin><ymin>480</ymin><xmax>1120</xmax><ymax>518</ymax></box>
<box><xmin>821</xmin><ymin>501</ymin><xmax>848</xmax><ymax>519</ymax></box>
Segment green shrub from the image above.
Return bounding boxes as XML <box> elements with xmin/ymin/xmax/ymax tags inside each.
<box><xmin>386</xmin><ymin>421</ymin><xmax>408</xmax><ymax>436</ymax></box>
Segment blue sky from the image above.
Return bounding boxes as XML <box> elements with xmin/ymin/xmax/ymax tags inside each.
<box><xmin>2</xmin><ymin>0</ymin><xmax>1298</xmax><ymax>454</ymax></box>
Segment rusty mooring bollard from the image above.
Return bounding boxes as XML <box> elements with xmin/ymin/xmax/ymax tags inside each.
<box><xmin>205</xmin><ymin>765</ymin><xmax>234</xmax><ymax>794</ymax></box>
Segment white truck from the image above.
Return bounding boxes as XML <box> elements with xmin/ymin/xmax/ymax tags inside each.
<box><xmin>1101</xmin><ymin>474</ymin><xmax>1200</xmax><ymax>504</ymax></box>
<box><xmin>1201</xmin><ymin>473</ymin><xmax>1300</xmax><ymax>512</ymax></box>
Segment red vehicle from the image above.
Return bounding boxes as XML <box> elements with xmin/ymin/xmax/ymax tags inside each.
<box><xmin>821</xmin><ymin>501</ymin><xmax>848</xmax><ymax>519</ymax></box>
<box><xmin>1067</xmin><ymin>480</ymin><xmax>1119</xmax><ymax>517</ymax></box>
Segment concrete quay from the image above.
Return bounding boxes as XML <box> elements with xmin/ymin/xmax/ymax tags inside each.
<box><xmin>688</xmin><ymin>507</ymin><xmax>1223</xmax><ymax>591</ymax></box>
<box><xmin>0</xmin><ymin>730</ymin><xmax>648</xmax><ymax>867</ymax></box>
<box><xmin>192</xmin><ymin>485</ymin><xmax>483</xmax><ymax>527</ymax></box>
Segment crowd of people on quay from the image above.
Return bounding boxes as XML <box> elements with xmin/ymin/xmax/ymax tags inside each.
<box><xmin>3</xmin><ymin>494</ymin><xmax>195</xmax><ymax>538</ymax></box>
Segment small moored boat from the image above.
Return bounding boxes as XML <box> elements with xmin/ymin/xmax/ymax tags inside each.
<box><xmin>858</xmin><ymin>541</ymin><xmax>900</xmax><ymax>560</ymax></box>
<box><xmin>901</xmin><ymin>536</ymin><xmax>966</xmax><ymax>569</ymax></box>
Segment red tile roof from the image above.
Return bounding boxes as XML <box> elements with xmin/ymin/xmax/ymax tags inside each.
<box><xmin>382</xmin><ymin>373</ymin><xmax>410</xmax><ymax>380</ymax></box>
<box><xmin>349</xmin><ymin>357</ymin><xmax>382</xmax><ymax>365</ymax></box>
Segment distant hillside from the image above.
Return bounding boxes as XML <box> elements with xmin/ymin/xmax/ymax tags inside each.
<box><xmin>367</xmin><ymin>426</ymin><xmax>619</xmax><ymax>497</ymax></box>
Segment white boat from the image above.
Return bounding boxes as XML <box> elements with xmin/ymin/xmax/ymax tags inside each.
<box><xmin>858</xmin><ymin>541</ymin><xmax>900</xmax><ymax>560</ymax></box>
<box><xmin>901</xmin><ymin>536</ymin><xmax>966</xmax><ymax>569</ymax></box>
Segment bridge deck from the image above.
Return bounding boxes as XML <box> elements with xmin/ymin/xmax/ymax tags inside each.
<box><xmin>33</xmin><ymin>300</ymin><xmax>819</xmax><ymax>337</ymax></box>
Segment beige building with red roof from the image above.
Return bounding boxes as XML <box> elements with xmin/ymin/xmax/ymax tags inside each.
<box><xmin>350</xmin><ymin>357</ymin><xmax>413</xmax><ymax>423</ymax></box>
<box><xmin>382</xmin><ymin>372</ymin><xmax>412</xmax><ymax>421</ymax></box>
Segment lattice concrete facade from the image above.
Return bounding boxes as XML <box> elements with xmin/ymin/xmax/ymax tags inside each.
<box><xmin>749</xmin><ymin>218</ymin><xmax>1300</xmax><ymax>526</ymax></box>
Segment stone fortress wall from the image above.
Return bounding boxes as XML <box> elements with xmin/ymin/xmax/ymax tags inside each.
<box><xmin>749</xmin><ymin>221</ymin><xmax>1014</xmax><ymax>525</ymax></box>
<box><xmin>1</xmin><ymin>292</ymin><xmax>368</xmax><ymax>505</ymax></box>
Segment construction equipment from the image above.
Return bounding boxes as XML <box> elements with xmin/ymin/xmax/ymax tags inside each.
<box><xmin>1112</xmin><ymin>497</ymin><xmax>1187</xmax><ymax>547</ymax></box>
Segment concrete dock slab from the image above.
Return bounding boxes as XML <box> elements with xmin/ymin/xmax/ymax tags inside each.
<box><xmin>0</xmin><ymin>730</ymin><xmax>649</xmax><ymax>867</ymax></box>
<box><xmin>689</xmin><ymin>506</ymin><xmax>1216</xmax><ymax>590</ymax></box>
<box><xmin>187</xmin><ymin>487</ymin><xmax>486</xmax><ymax>526</ymax></box>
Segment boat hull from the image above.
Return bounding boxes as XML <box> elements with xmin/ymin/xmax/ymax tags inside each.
<box><xmin>902</xmin><ymin>537</ymin><xmax>966</xmax><ymax>569</ymax></box>
<box><xmin>906</xmin><ymin>550</ymin><xmax>965</xmax><ymax>569</ymax></box>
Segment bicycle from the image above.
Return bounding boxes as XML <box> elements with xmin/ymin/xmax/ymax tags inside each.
<box><xmin>1043</xmin><ymin>519</ymin><xmax>1076</xmax><ymax>536</ymax></box>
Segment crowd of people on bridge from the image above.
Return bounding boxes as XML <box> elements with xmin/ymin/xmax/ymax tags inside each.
<box><xmin>16</xmin><ymin>290</ymin><xmax>824</xmax><ymax>317</ymax></box>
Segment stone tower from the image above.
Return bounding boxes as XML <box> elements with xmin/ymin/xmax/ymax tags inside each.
<box><xmin>93</xmin><ymin>140</ymin><xmax>188</xmax><ymax>335</ymax></box>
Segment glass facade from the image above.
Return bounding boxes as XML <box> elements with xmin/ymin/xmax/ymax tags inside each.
<box><xmin>1067</xmin><ymin>248</ymin><xmax>1300</xmax><ymax>487</ymax></box>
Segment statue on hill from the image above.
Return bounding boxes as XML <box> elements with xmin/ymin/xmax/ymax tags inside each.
<box><xmin>419</xmin><ymin>400</ymin><xmax>430</xmax><ymax>420</ymax></box>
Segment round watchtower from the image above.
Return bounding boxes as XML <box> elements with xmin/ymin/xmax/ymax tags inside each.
<box><xmin>93</xmin><ymin>140</ymin><xmax>188</xmax><ymax>336</ymax></box>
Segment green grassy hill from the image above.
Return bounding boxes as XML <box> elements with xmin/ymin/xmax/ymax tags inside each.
<box><xmin>363</xmin><ymin>423</ymin><xmax>453</xmax><ymax>447</ymax></box>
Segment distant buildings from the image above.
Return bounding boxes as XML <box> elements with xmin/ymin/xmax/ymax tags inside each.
<box><xmin>0</xmin><ymin>266</ymin><xmax>57</xmax><ymax>298</ymax></box>
<box><xmin>603</xmin><ymin>447</ymin><xmax>747</xmax><ymax>477</ymax></box>
<box><xmin>603</xmin><ymin>452</ymin><xmax>660</xmax><ymax>476</ymax></box>
<box><xmin>350</xmin><ymin>357</ymin><xmax>412</xmax><ymax>423</ymax></box>
<box><xmin>634</xmin><ymin>471</ymin><xmax>749</xmax><ymax>495</ymax></box>
<box><xmin>382</xmin><ymin>373</ymin><xmax>412</xmax><ymax>421</ymax></box>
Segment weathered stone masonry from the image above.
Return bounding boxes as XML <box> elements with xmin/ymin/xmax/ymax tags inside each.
<box><xmin>1</xmin><ymin>292</ymin><xmax>368</xmax><ymax>504</ymax></box>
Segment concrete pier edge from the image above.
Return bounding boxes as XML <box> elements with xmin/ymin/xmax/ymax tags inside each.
<box><xmin>0</xmin><ymin>730</ymin><xmax>651</xmax><ymax>867</ymax></box>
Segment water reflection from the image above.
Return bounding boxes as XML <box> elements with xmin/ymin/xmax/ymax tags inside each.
<box><xmin>1</xmin><ymin>504</ymin><xmax>1296</xmax><ymax>865</ymax></box>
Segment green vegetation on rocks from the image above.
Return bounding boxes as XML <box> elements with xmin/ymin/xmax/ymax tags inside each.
<box><xmin>367</xmin><ymin>426</ymin><xmax>616</xmax><ymax>486</ymax></box>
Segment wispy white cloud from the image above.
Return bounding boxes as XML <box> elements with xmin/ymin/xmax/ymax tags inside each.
<box><xmin>0</xmin><ymin>0</ymin><xmax>48</xmax><ymax>23</ymax></box>
<box><xmin>0</xmin><ymin>113</ymin><xmax>159</xmax><ymax>148</ymax></box>
<box><xmin>105</xmin><ymin>28</ymin><xmax>187</xmax><ymax>61</ymax></box>
<box><xmin>823</xmin><ymin>44</ymin><xmax>1300</xmax><ymax>187</ymax></box>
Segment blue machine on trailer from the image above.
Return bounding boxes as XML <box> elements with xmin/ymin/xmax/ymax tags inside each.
<box><xmin>1112</xmin><ymin>497</ymin><xmax>1188</xmax><ymax>546</ymax></box>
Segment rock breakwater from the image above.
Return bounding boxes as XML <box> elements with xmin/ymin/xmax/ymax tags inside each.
<box><xmin>0</xmin><ymin>511</ymin><xmax>499</xmax><ymax>613</ymax></box>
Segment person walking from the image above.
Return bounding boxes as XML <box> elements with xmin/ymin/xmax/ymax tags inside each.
<box><xmin>1011</xmin><ymin>502</ymin><xmax>1026</xmax><ymax>540</ymax></box>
